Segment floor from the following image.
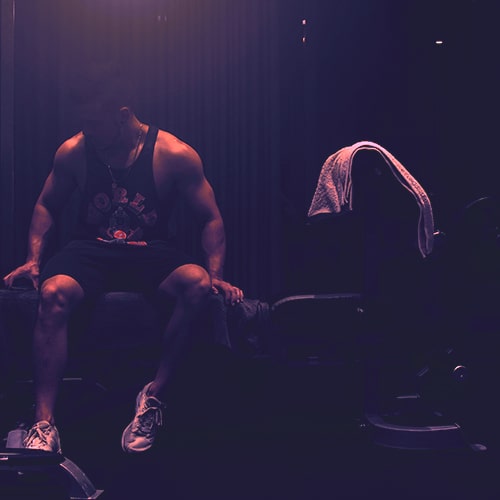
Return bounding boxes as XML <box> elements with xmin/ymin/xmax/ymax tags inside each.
<box><xmin>2</xmin><ymin>348</ymin><xmax>500</xmax><ymax>499</ymax></box>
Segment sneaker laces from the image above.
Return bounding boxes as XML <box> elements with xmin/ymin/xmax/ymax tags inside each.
<box><xmin>132</xmin><ymin>399</ymin><xmax>163</xmax><ymax>436</ymax></box>
<box><xmin>25</xmin><ymin>422</ymin><xmax>54</xmax><ymax>449</ymax></box>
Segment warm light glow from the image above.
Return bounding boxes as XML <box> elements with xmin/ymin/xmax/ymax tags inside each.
<box><xmin>435</xmin><ymin>40</ymin><xmax>444</xmax><ymax>45</ymax></box>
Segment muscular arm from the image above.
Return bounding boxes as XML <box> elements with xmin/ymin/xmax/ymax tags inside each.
<box><xmin>174</xmin><ymin>144</ymin><xmax>243</xmax><ymax>304</ymax></box>
<box><xmin>200</xmin><ymin>201</ymin><xmax>226</xmax><ymax>281</ymax></box>
<box><xmin>177</xmin><ymin>150</ymin><xmax>226</xmax><ymax>279</ymax></box>
<box><xmin>3</xmin><ymin>139</ymin><xmax>80</xmax><ymax>289</ymax></box>
<box><xmin>25</xmin><ymin>202</ymin><xmax>57</xmax><ymax>268</ymax></box>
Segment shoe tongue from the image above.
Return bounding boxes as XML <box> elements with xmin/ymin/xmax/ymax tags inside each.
<box><xmin>145</xmin><ymin>396</ymin><xmax>161</xmax><ymax>408</ymax></box>
<box><xmin>37</xmin><ymin>420</ymin><xmax>53</xmax><ymax>429</ymax></box>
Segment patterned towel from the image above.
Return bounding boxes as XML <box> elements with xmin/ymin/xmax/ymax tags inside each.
<box><xmin>307</xmin><ymin>140</ymin><xmax>435</xmax><ymax>258</ymax></box>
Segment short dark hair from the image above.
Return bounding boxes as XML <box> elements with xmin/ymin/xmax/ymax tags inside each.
<box><xmin>68</xmin><ymin>59</ymin><xmax>135</xmax><ymax>112</ymax></box>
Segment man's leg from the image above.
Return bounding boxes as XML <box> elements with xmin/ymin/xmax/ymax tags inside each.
<box><xmin>24</xmin><ymin>274</ymin><xmax>84</xmax><ymax>452</ymax></box>
<box><xmin>121</xmin><ymin>264</ymin><xmax>211</xmax><ymax>453</ymax></box>
<box><xmin>151</xmin><ymin>264</ymin><xmax>212</xmax><ymax>396</ymax></box>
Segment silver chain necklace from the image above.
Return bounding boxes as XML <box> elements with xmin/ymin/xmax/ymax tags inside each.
<box><xmin>106</xmin><ymin>122</ymin><xmax>144</xmax><ymax>188</ymax></box>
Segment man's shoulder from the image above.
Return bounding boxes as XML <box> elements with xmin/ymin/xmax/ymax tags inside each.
<box><xmin>155</xmin><ymin>129</ymin><xmax>201</xmax><ymax>167</ymax></box>
<box><xmin>55</xmin><ymin>132</ymin><xmax>86</xmax><ymax>165</ymax></box>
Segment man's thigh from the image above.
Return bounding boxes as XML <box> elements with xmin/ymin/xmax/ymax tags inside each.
<box><xmin>40</xmin><ymin>240</ymin><xmax>116</xmax><ymax>297</ymax></box>
<box><xmin>112</xmin><ymin>241</ymin><xmax>198</xmax><ymax>293</ymax></box>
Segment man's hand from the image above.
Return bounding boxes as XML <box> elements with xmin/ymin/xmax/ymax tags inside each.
<box><xmin>211</xmin><ymin>278</ymin><xmax>244</xmax><ymax>306</ymax></box>
<box><xmin>3</xmin><ymin>262</ymin><xmax>40</xmax><ymax>290</ymax></box>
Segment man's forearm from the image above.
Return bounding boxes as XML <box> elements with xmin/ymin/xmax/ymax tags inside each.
<box><xmin>201</xmin><ymin>217</ymin><xmax>226</xmax><ymax>280</ymax></box>
<box><xmin>26</xmin><ymin>203</ymin><xmax>56</xmax><ymax>265</ymax></box>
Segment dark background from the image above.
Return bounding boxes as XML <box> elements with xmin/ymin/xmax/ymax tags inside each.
<box><xmin>1</xmin><ymin>0</ymin><xmax>499</xmax><ymax>300</ymax></box>
<box><xmin>1</xmin><ymin>3</ymin><xmax>500</xmax><ymax>498</ymax></box>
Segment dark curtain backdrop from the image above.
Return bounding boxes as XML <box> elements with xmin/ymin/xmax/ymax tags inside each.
<box><xmin>2</xmin><ymin>0</ymin><xmax>499</xmax><ymax>299</ymax></box>
<box><xmin>10</xmin><ymin>0</ymin><xmax>284</xmax><ymax>300</ymax></box>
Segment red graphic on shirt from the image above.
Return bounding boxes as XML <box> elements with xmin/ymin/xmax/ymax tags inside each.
<box><xmin>112</xmin><ymin>187</ymin><xmax>128</xmax><ymax>205</ymax></box>
<box><xmin>129</xmin><ymin>193</ymin><xmax>146</xmax><ymax>215</ymax></box>
<box><xmin>87</xmin><ymin>185</ymin><xmax>157</xmax><ymax>243</ymax></box>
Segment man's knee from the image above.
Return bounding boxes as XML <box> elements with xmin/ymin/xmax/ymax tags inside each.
<box><xmin>159</xmin><ymin>264</ymin><xmax>211</xmax><ymax>305</ymax></box>
<box><xmin>38</xmin><ymin>275</ymin><xmax>84</xmax><ymax>319</ymax></box>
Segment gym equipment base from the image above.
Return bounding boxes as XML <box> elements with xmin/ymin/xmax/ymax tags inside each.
<box><xmin>0</xmin><ymin>448</ymin><xmax>103</xmax><ymax>499</ymax></box>
<box><xmin>364</xmin><ymin>413</ymin><xmax>487</xmax><ymax>452</ymax></box>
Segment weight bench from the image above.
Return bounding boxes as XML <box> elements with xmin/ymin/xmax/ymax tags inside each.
<box><xmin>270</xmin><ymin>146</ymin><xmax>486</xmax><ymax>452</ymax></box>
<box><xmin>0</xmin><ymin>285</ymin><xmax>269</xmax><ymax>497</ymax></box>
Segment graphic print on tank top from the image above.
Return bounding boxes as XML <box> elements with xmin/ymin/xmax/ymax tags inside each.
<box><xmin>76</xmin><ymin>125</ymin><xmax>167</xmax><ymax>245</ymax></box>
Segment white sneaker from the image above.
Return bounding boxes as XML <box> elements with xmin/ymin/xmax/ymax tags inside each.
<box><xmin>23</xmin><ymin>420</ymin><xmax>62</xmax><ymax>454</ymax></box>
<box><xmin>121</xmin><ymin>382</ymin><xmax>164</xmax><ymax>453</ymax></box>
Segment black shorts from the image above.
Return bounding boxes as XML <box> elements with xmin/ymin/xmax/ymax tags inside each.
<box><xmin>40</xmin><ymin>239</ymin><xmax>198</xmax><ymax>297</ymax></box>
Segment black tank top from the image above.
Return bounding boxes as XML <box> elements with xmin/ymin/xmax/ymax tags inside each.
<box><xmin>73</xmin><ymin>125</ymin><xmax>171</xmax><ymax>245</ymax></box>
